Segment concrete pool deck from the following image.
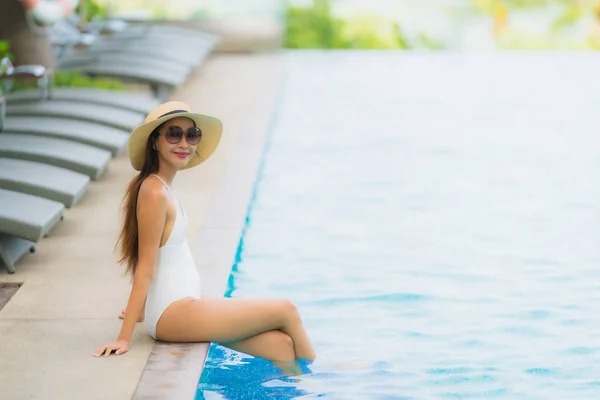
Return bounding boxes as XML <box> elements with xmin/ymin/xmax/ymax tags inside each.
<box><xmin>0</xmin><ymin>53</ymin><xmax>285</xmax><ymax>400</ymax></box>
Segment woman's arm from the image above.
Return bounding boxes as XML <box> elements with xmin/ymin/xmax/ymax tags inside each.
<box><xmin>119</xmin><ymin>297</ymin><xmax>145</xmax><ymax>322</ymax></box>
<box><xmin>94</xmin><ymin>181</ymin><xmax>168</xmax><ymax>356</ymax></box>
<box><xmin>117</xmin><ymin>182</ymin><xmax>168</xmax><ymax>342</ymax></box>
<box><xmin>116</xmin><ymin>275</ymin><xmax>151</xmax><ymax>343</ymax></box>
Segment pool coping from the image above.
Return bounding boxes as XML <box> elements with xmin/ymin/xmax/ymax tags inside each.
<box><xmin>132</xmin><ymin>55</ymin><xmax>286</xmax><ymax>400</ymax></box>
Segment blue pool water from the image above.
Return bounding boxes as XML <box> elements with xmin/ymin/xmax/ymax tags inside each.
<box><xmin>197</xmin><ymin>52</ymin><xmax>600</xmax><ymax>399</ymax></box>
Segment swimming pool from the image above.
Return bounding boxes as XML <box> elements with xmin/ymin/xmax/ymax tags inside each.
<box><xmin>196</xmin><ymin>52</ymin><xmax>600</xmax><ymax>399</ymax></box>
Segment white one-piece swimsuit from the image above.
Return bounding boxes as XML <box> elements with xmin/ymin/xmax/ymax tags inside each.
<box><xmin>145</xmin><ymin>174</ymin><xmax>201</xmax><ymax>339</ymax></box>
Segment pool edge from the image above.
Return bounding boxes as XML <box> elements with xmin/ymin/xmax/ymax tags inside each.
<box><xmin>131</xmin><ymin>53</ymin><xmax>288</xmax><ymax>400</ymax></box>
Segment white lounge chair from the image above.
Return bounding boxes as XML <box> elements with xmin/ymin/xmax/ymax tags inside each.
<box><xmin>0</xmin><ymin>188</ymin><xmax>65</xmax><ymax>273</ymax></box>
<box><xmin>3</xmin><ymin>116</ymin><xmax>128</xmax><ymax>156</ymax></box>
<box><xmin>0</xmin><ymin>158</ymin><xmax>90</xmax><ymax>208</ymax></box>
<box><xmin>0</xmin><ymin>134</ymin><xmax>111</xmax><ymax>180</ymax></box>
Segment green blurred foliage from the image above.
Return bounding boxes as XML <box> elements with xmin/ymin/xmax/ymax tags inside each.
<box><xmin>53</xmin><ymin>70</ymin><xmax>125</xmax><ymax>90</ymax></box>
<box><xmin>1</xmin><ymin>39</ymin><xmax>125</xmax><ymax>92</ymax></box>
<box><xmin>471</xmin><ymin>0</ymin><xmax>572</xmax><ymax>13</ymax></box>
<box><xmin>190</xmin><ymin>8</ymin><xmax>212</xmax><ymax>20</ymax></box>
<box><xmin>284</xmin><ymin>0</ymin><xmax>349</xmax><ymax>49</ymax></box>
<box><xmin>284</xmin><ymin>0</ymin><xmax>443</xmax><ymax>50</ymax></box>
<box><xmin>0</xmin><ymin>41</ymin><xmax>14</xmax><ymax>62</ymax></box>
<box><xmin>77</xmin><ymin>0</ymin><xmax>108</xmax><ymax>21</ymax></box>
<box><xmin>469</xmin><ymin>0</ymin><xmax>600</xmax><ymax>49</ymax></box>
<box><xmin>552</xmin><ymin>4</ymin><xmax>585</xmax><ymax>30</ymax></box>
<box><xmin>5</xmin><ymin>70</ymin><xmax>125</xmax><ymax>93</ymax></box>
<box><xmin>470</xmin><ymin>0</ymin><xmax>589</xmax><ymax>30</ymax></box>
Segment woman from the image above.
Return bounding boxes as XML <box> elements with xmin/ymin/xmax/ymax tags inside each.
<box><xmin>94</xmin><ymin>101</ymin><xmax>316</xmax><ymax>372</ymax></box>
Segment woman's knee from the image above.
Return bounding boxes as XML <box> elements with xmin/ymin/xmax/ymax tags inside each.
<box><xmin>270</xmin><ymin>331</ymin><xmax>295</xmax><ymax>359</ymax></box>
<box><xmin>277</xmin><ymin>299</ymin><xmax>301</xmax><ymax>322</ymax></box>
<box><xmin>277</xmin><ymin>331</ymin><xmax>294</xmax><ymax>349</ymax></box>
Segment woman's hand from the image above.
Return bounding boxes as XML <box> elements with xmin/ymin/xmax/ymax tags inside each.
<box><xmin>119</xmin><ymin>307</ymin><xmax>144</xmax><ymax>322</ymax></box>
<box><xmin>94</xmin><ymin>339</ymin><xmax>130</xmax><ymax>357</ymax></box>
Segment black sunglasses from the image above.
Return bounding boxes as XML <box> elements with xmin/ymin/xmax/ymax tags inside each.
<box><xmin>162</xmin><ymin>125</ymin><xmax>202</xmax><ymax>145</ymax></box>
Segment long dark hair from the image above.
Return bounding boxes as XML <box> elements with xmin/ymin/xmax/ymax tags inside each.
<box><xmin>116</xmin><ymin>128</ymin><xmax>160</xmax><ymax>277</ymax></box>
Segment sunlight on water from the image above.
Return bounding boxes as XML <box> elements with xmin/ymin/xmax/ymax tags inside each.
<box><xmin>197</xmin><ymin>51</ymin><xmax>600</xmax><ymax>399</ymax></box>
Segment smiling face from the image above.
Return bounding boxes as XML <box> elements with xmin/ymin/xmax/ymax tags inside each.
<box><xmin>154</xmin><ymin>117</ymin><xmax>200</xmax><ymax>171</ymax></box>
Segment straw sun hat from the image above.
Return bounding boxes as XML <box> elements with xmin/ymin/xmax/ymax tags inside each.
<box><xmin>128</xmin><ymin>101</ymin><xmax>223</xmax><ymax>171</ymax></box>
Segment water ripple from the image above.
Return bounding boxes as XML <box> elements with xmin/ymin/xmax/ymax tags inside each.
<box><xmin>308</xmin><ymin>293</ymin><xmax>431</xmax><ymax>305</ymax></box>
<box><xmin>198</xmin><ymin>52</ymin><xmax>600</xmax><ymax>400</ymax></box>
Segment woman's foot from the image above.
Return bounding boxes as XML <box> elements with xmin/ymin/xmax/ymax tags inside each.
<box><xmin>273</xmin><ymin>360</ymin><xmax>304</xmax><ymax>376</ymax></box>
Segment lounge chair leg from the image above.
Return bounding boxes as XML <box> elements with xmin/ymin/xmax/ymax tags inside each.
<box><xmin>151</xmin><ymin>84</ymin><xmax>170</xmax><ymax>101</ymax></box>
<box><xmin>0</xmin><ymin>95</ymin><xmax>4</xmax><ymax>132</ymax></box>
<box><xmin>38</xmin><ymin>77</ymin><xmax>46</xmax><ymax>101</ymax></box>
<box><xmin>151</xmin><ymin>84</ymin><xmax>159</xmax><ymax>98</ymax></box>
<box><xmin>4</xmin><ymin>260</ymin><xmax>15</xmax><ymax>274</ymax></box>
<box><xmin>48</xmin><ymin>71</ymin><xmax>54</xmax><ymax>99</ymax></box>
<box><xmin>0</xmin><ymin>235</ymin><xmax>35</xmax><ymax>274</ymax></box>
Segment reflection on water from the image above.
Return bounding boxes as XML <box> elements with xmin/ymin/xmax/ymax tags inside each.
<box><xmin>197</xmin><ymin>52</ymin><xmax>600</xmax><ymax>399</ymax></box>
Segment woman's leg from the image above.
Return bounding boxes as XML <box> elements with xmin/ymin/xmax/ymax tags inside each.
<box><xmin>220</xmin><ymin>330</ymin><xmax>303</xmax><ymax>376</ymax></box>
<box><xmin>156</xmin><ymin>297</ymin><xmax>316</xmax><ymax>360</ymax></box>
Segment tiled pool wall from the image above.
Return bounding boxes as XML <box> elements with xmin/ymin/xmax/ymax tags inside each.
<box><xmin>194</xmin><ymin>61</ymin><xmax>290</xmax><ymax>395</ymax></box>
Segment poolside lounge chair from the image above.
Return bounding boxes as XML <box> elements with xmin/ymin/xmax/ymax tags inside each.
<box><xmin>0</xmin><ymin>134</ymin><xmax>111</xmax><ymax>180</ymax></box>
<box><xmin>58</xmin><ymin>42</ymin><xmax>207</xmax><ymax>69</ymax></box>
<box><xmin>0</xmin><ymin>62</ymin><xmax>52</xmax><ymax>101</ymax></box>
<box><xmin>2</xmin><ymin>116</ymin><xmax>128</xmax><ymax>155</ymax></box>
<box><xmin>46</xmin><ymin>22</ymin><xmax>216</xmax><ymax>99</ymax></box>
<box><xmin>6</xmin><ymin>87</ymin><xmax>159</xmax><ymax>115</ymax></box>
<box><xmin>0</xmin><ymin>234</ymin><xmax>35</xmax><ymax>274</ymax></box>
<box><xmin>60</xmin><ymin>59</ymin><xmax>190</xmax><ymax>99</ymax></box>
<box><xmin>0</xmin><ymin>188</ymin><xmax>65</xmax><ymax>273</ymax></box>
<box><xmin>60</xmin><ymin>17</ymin><xmax>218</xmax><ymax>58</ymax></box>
<box><xmin>6</xmin><ymin>100</ymin><xmax>143</xmax><ymax>131</ymax></box>
<box><xmin>48</xmin><ymin>34</ymin><xmax>196</xmax><ymax>100</ymax></box>
<box><xmin>1</xmin><ymin>59</ymin><xmax>158</xmax><ymax>115</ymax></box>
<box><xmin>57</xmin><ymin>16</ymin><xmax>217</xmax><ymax>47</ymax></box>
<box><xmin>0</xmin><ymin>158</ymin><xmax>90</xmax><ymax>208</ymax></box>
<box><xmin>58</xmin><ymin>53</ymin><xmax>192</xmax><ymax>80</ymax></box>
<box><xmin>97</xmin><ymin>21</ymin><xmax>218</xmax><ymax>44</ymax></box>
<box><xmin>0</xmin><ymin>60</ymin><xmax>144</xmax><ymax>131</ymax></box>
<box><xmin>58</xmin><ymin>49</ymin><xmax>200</xmax><ymax>75</ymax></box>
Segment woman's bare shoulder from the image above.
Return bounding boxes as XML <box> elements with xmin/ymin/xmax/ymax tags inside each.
<box><xmin>138</xmin><ymin>176</ymin><xmax>169</xmax><ymax>211</ymax></box>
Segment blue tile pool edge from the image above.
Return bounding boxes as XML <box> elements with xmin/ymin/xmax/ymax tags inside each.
<box><xmin>195</xmin><ymin>64</ymin><xmax>290</xmax><ymax>398</ymax></box>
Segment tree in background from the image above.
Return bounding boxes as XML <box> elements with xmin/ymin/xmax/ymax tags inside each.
<box><xmin>283</xmin><ymin>0</ymin><xmax>444</xmax><ymax>50</ymax></box>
